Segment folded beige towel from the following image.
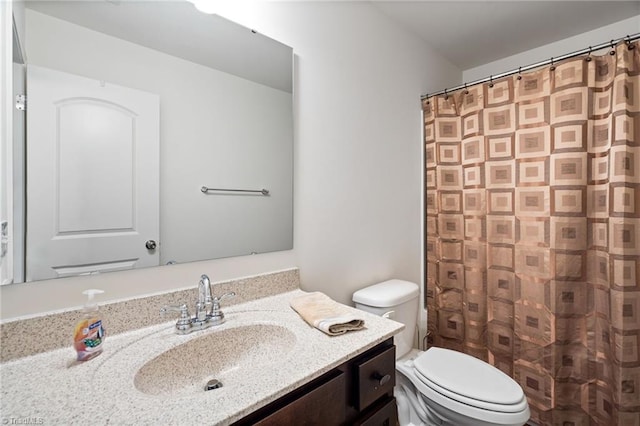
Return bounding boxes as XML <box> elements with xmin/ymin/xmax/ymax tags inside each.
<box><xmin>290</xmin><ymin>292</ymin><xmax>365</xmax><ymax>336</ymax></box>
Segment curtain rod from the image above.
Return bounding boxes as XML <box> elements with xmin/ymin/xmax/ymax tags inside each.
<box><xmin>421</xmin><ymin>33</ymin><xmax>640</xmax><ymax>101</ymax></box>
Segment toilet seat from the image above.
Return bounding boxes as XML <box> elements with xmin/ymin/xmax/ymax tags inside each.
<box><xmin>413</xmin><ymin>347</ymin><xmax>528</xmax><ymax>412</ymax></box>
<box><xmin>396</xmin><ymin>349</ymin><xmax>530</xmax><ymax>425</ymax></box>
<box><xmin>415</xmin><ymin>371</ymin><xmax>528</xmax><ymax>413</ymax></box>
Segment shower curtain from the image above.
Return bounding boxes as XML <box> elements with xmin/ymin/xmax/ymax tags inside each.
<box><xmin>424</xmin><ymin>40</ymin><xmax>640</xmax><ymax>425</ymax></box>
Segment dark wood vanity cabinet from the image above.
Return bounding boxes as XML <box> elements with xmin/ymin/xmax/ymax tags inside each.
<box><xmin>233</xmin><ymin>338</ymin><xmax>397</xmax><ymax>426</ymax></box>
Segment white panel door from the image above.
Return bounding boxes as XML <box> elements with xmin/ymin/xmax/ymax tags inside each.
<box><xmin>26</xmin><ymin>65</ymin><xmax>159</xmax><ymax>281</ymax></box>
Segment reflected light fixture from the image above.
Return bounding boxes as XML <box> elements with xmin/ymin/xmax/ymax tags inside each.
<box><xmin>186</xmin><ymin>0</ymin><xmax>217</xmax><ymax>15</ymax></box>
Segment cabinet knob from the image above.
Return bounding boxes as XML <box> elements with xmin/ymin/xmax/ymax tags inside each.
<box><xmin>372</xmin><ymin>372</ymin><xmax>391</xmax><ymax>387</ymax></box>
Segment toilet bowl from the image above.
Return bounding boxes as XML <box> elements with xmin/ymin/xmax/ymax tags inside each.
<box><xmin>353</xmin><ymin>280</ymin><xmax>530</xmax><ymax>426</ymax></box>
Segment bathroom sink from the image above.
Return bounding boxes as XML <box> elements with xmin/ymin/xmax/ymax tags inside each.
<box><xmin>134</xmin><ymin>324</ymin><xmax>297</xmax><ymax>397</ymax></box>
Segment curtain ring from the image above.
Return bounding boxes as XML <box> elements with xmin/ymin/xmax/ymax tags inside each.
<box><xmin>517</xmin><ymin>66</ymin><xmax>522</xmax><ymax>80</ymax></box>
<box><xmin>627</xmin><ymin>35</ymin><xmax>635</xmax><ymax>50</ymax></box>
<box><xmin>610</xmin><ymin>39</ymin><xmax>616</xmax><ymax>55</ymax></box>
<box><xmin>550</xmin><ymin>57</ymin><xmax>556</xmax><ymax>71</ymax></box>
<box><xmin>463</xmin><ymin>83</ymin><xmax>469</xmax><ymax>95</ymax></box>
<box><xmin>444</xmin><ymin>88</ymin><xmax>448</xmax><ymax>101</ymax></box>
<box><xmin>488</xmin><ymin>75</ymin><xmax>494</xmax><ymax>88</ymax></box>
<box><xmin>585</xmin><ymin>46</ymin><xmax>592</xmax><ymax>62</ymax></box>
<box><xmin>425</xmin><ymin>94</ymin><xmax>430</xmax><ymax>105</ymax></box>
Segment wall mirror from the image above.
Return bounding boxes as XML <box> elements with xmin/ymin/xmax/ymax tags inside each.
<box><xmin>8</xmin><ymin>1</ymin><xmax>293</xmax><ymax>284</ymax></box>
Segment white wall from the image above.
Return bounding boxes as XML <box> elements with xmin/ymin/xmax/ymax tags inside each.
<box><xmin>0</xmin><ymin>1</ymin><xmax>460</xmax><ymax>319</ymax></box>
<box><xmin>218</xmin><ymin>1</ymin><xmax>460</xmax><ymax>306</ymax></box>
<box><xmin>463</xmin><ymin>15</ymin><xmax>640</xmax><ymax>82</ymax></box>
<box><xmin>24</xmin><ymin>10</ymin><xmax>293</xmax><ymax>266</ymax></box>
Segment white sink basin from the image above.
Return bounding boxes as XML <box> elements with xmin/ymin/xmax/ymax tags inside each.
<box><xmin>133</xmin><ymin>324</ymin><xmax>296</xmax><ymax>397</ymax></box>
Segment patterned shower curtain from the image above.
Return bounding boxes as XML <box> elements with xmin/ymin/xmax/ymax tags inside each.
<box><xmin>424</xmin><ymin>40</ymin><xmax>639</xmax><ymax>425</ymax></box>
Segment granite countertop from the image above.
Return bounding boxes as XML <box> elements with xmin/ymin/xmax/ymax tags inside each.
<box><xmin>0</xmin><ymin>289</ymin><xmax>403</xmax><ymax>425</ymax></box>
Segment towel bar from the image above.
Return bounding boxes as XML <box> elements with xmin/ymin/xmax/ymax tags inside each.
<box><xmin>201</xmin><ymin>186</ymin><xmax>269</xmax><ymax>196</ymax></box>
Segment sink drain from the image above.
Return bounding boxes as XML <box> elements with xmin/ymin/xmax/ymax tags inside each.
<box><xmin>205</xmin><ymin>379</ymin><xmax>223</xmax><ymax>391</ymax></box>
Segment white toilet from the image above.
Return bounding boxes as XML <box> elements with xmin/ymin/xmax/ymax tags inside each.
<box><xmin>353</xmin><ymin>280</ymin><xmax>530</xmax><ymax>426</ymax></box>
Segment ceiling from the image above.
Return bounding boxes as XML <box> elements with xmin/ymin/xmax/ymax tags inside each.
<box><xmin>372</xmin><ymin>1</ymin><xmax>640</xmax><ymax>71</ymax></box>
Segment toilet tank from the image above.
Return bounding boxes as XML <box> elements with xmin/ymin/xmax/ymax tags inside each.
<box><xmin>352</xmin><ymin>280</ymin><xmax>419</xmax><ymax>359</ymax></box>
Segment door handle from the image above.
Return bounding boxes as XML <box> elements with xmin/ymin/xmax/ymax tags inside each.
<box><xmin>145</xmin><ymin>240</ymin><xmax>157</xmax><ymax>250</ymax></box>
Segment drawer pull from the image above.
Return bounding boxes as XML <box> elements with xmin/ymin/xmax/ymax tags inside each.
<box><xmin>372</xmin><ymin>372</ymin><xmax>391</xmax><ymax>387</ymax></box>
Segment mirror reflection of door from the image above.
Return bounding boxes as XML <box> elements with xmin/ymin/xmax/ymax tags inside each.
<box><xmin>26</xmin><ymin>65</ymin><xmax>160</xmax><ymax>281</ymax></box>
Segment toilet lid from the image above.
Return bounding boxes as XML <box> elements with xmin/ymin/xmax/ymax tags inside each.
<box><xmin>413</xmin><ymin>347</ymin><xmax>525</xmax><ymax>407</ymax></box>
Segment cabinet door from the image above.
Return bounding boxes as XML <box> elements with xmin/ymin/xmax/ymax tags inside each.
<box><xmin>253</xmin><ymin>370</ymin><xmax>346</xmax><ymax>426</ymax></box>
<box><xmin>354</xmin><ymin>397</ymin><xmax>398</xmax><ymax>426</ymax></box>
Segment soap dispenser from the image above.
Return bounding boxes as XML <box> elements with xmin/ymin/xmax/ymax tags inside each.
<box><xmin>73</xmin><ymin>289</ymin><xmax>106</xmax><ymax>361</ymax></box>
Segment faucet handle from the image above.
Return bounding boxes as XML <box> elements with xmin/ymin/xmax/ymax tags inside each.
<box><xmin>161</xmin><ymin>303</ymin><xmax>189</xmax><ymax>316</ymax></box>
<box><xmin>209</xmin><ymin>292</ymin><xmax>236</xmax><ymax>325</ymax></box>
<box><xmin>212</xmin><ymin>292</ymin><xmax>236</xmax><ymax>305</ymax></box>
<box><xmin>161</xmin><ymin>304</ymin><xmax>192</xmax><ymax>334</ymax></box>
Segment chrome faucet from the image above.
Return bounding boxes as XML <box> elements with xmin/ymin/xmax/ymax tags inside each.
<box><xmin>195</xmin><ymin>274</ymin><xmax>213</xmax><ymax>325</ymax></box>
<box><xmin>161</xmin><ymin>274</ymin><xmax>236</xmax><ymax>334</ymax></box>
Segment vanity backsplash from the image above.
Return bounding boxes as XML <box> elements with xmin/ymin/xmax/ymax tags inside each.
<box><xmin>0</xmin><ymin>268</ymin><xmax>300</xmax><ymax>362</ymax></box>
